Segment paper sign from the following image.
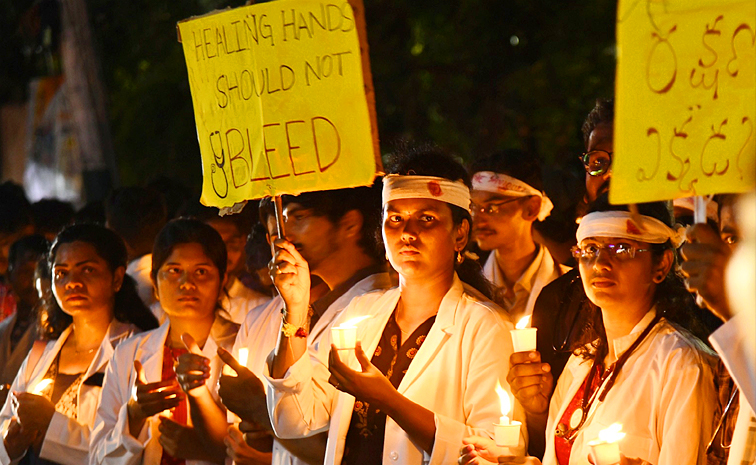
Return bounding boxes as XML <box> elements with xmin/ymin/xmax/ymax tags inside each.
<box><xmin>178</xmin><ymin>0</ymin><xmax>379</xmax><ymax>208</ymax></box>
<box><xmin>612</xmin><ymin>0</ymin><xmax>755</xmax><ymax>204</ymax></box>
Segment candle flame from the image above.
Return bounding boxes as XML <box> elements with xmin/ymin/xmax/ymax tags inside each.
<box><xmin>515</xmin><ymin>315</ymin><xmax>531</xmax><ymax>329</ymax></box>
<box><xmin>598</xmin><ymin>423</ymin><xmax>625</xmax><ymax>443</ymax></box>
<box><xmin>32</xmin><ymin>379</ymin><xmax>53</xmax><ymax>395</ymax></box>
<box><xmin>237</xmin><ymin>348</ymin><xmax>249</xmax><ymax>367</ymax></box>
<box><xmin>337</xmin><ymin>315</ymin><xmax>370</xmax><ymax>328</ymax></box>
<box><xmin>495</xmin><ymin>382</ymin><xmax>511</xmax><ymax>416</ymax></box>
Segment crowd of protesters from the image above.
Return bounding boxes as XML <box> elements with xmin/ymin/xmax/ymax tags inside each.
<box><xmin>0</xmin><ymin>99</ymin><xmax>753</xmax><ymax>465</ymax></box>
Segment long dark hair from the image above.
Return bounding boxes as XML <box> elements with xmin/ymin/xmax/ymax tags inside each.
<box><xmin>571</xmin><ymin>195</ymin><xmax>708</xmax><ymax>359</ymax></box>
<box><xmin>40</xmin><ymin>224</ymin><xmax>159</xmax><ymax>340</ymax></box>
<box><xmin>151</xmin><ymin>218</ymin><xmax>227</xmax><ymax>288</ymax></box>
<box><xmin>384</xmin><ymin>143</ymin><xmax>495</xmax><ymax>301</ymax></box>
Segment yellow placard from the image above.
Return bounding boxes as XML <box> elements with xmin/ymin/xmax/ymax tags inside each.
<box><xmin>612</xmin><ymin>0</ymin><xmax>755</xmax><ymax>204</ymax></box>
<box><xmin>178</xmin><ymin>0</ymin><xmax>378</xmax><ymax>208</ymax></box>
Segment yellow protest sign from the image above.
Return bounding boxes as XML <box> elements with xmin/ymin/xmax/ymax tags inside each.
<box><xmin>612</xmin><ymin>0</ymin><xmax>755</xmax><ymax>204</ymax></box>
<box><xmin>178</xmin><ymin>0</ymin><xmax>379</xmax><ymax>208</ymax></box>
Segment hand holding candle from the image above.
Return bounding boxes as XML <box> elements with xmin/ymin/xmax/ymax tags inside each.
<box><xmin>588</xmin><ymin>423</ymin><xmax>625</xmax><ymax>465</ymax></box>
<box><xmin>331</xmin><ymin>316</ymin><xmax>369</xmax><ymax>350</ymax></box>
<box><xmin>493</xmin><ymin>382</ymin><xmax>521</xmax><ymax>447</ymax></box>
<box><xmin>510</xmin><ymin>315</ymin><xmax>537</xmax><ymax>353</ymax></box>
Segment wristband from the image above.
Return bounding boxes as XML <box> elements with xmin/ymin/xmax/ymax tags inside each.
<box><xmin>280</xmin><ymin>306</ymin><xmax>313</xmax><ymax>338</ymax></box>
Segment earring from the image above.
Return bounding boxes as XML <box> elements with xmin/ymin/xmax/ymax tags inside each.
<box><xmin>456</xmin><ymin>251</ymin><xmax>464</xmax><ymax>264</ymax></box>
<box><xmin>653</xmin><ymin>273</ymin><xmax>664</xmax><ymax>283</ymax></box>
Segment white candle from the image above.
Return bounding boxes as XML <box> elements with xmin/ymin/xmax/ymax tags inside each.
<box><xmin>31</xmin><ymin>378</ymin><xmax>53</xmax><ymax>395</ymax></box>
<box><xmin>331</xmin><ymin>325</ymin><xmax>358</xmax><ymax>350</ymax></box>
<box><xmin>493</xmin><ymin>383</ymin><xmax>521</xmax><ymax>447</ymax></box>
<box><xmin>588</xmin><ymin>423</ymin><xmax>625</xmax><ymax>465</ymax></box>
<box><xmin>330</xmin><ymin>316</ymin><xmax>369</xmax><ymax>350</ymax></box>
<box><xmin>226</xmin><ymin>348</ymin><xmax>249</xmax><ymax>424</ymax></box>
<box><xmin>510</xmin><ymin>315</ymin><xmax>537</xmax><ymax>353</ymax></box>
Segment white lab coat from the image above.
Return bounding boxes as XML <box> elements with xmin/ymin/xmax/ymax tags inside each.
<box><xmin>542</xmin><ymin>310</ymin><xmax>718</xmax><ymax>465</ymax></box>
<box><xmin>0</xmin><ymin>321</ymin><xmax>137</xmax><ymax>465</ymax></box>
<box><xmin>483</xmin><ymin>245</ymin><xmax>569</xmax><ymax>325</ymax></box>
<box><xmin>265</xmin><ymin>274</ymin><xmax>525</xmax><ymax>465</ymax></box>
<box><xmin>89</xmin><ymin>316</ymin><xmax>238</xmax><ymax>465</ymax></box>
<box><xmin>127</xmin><ymin>254</ymin><xmax>156</xmax><ymax>308</ymax></box>
<box><xmin>710</xmin><ymin>312</ymin><xmax>756</xmax><ymax>465</ymax></box>
<box><xmin>233</xmin><ymin>272</ymin><xmax>392</xmax><ymax>465</ymax></box>
<box><xmin>221</xmin><ymin>277</ymin><xmax>272</xmax><ymax>325</ymax></box>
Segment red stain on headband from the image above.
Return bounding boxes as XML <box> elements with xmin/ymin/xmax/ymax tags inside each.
<box><xmin>626</xmin><ymin>220</ymin><xmax>641</xmax><ymax>235</ymax></box>
<box><xmin>427</xmin><ymin>181</ymin><xmax>442</xmax><ymax>196</ymax></box>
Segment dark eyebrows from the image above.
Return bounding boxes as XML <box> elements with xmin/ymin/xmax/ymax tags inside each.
<box><xmin>54</xmin><ymin>259</ymin><xmax>99</xmax><ymax>269</ymax></box>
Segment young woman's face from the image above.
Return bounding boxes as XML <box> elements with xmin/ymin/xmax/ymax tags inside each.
<box><xmin>155</xmin><ymin>242</ymin><xmax>223</xmax><ymax>322</ymax></box>
<box><xmin>52</xmin><ymin>241</ymin><xmax>123</xmax><ymax>317</ymax></box>
<box><xmin>382</xmin><ymin>198</ymin><xmax>468</xmax><ymax>281</ymax></box>
<box><xmin>578</xmin><ymin>236</ymin><xmax>661</xmax><ymax>313</ymax></box>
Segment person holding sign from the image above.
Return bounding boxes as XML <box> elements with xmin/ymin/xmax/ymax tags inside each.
<box><xmin>90</xmin><ymin>219</ymin><xmax>238</xmax><ymax>465</ymax></box>
<box><xmin>0</xmin><ymin>224</ymin><xmax>158</xmax><ymax>465</ymax></box>
<box><xmin>265</xmin><ymin>148</ymin><xmax>522</xmax><ymax>464</ymax></box>
<box><xmin>461</xmin><ymin>196</ymin><xmax>718</xmax><ymax>465</ymax></box>
<box><xmin>218</xmin><ymin>185</ymin><xmax>392</xmax><ymax>465</ymax></box>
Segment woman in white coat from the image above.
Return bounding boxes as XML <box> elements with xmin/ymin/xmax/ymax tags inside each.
<box><xmin>0</xmin><ymin>224</ymin><xmax>159</xmax><ymax>465</ymax></box>
<box><xmin>460</xmin><ymin>196</ymin><xmax>718</xmax><ymax>465</ymax></box>
<box><xmin>90</xmin><ymin>219</ymin><xmax>239</xmax><ymax>465</ymax></box>
<box><xmin>266</xmin><ymin>149</ymin><xmax>523</xmax><ymax>465</ymax></box>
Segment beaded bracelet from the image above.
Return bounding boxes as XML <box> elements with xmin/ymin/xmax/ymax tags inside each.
<box><xmin>280</xmin><ymin>306</ymin><xmax>313</xmax><ymax>338</ymax></box>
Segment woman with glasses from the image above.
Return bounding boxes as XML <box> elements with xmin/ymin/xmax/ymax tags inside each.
<box><xmin>266</xmin><ymin>148</ymin><xmax>522</xmax><ymax>464</ymax></box>
<box><xmin>460</xmin><ymin>195</ymin><xmax>717</xmax><ymax>465</ymax></box>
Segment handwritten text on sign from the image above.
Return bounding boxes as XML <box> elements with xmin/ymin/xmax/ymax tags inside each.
<box><xmin>179</xmin><ymin>1</ymin><xmax>376</xmax><ymax>207</ymax></box>
<box><xmin>612</xmin><ymin>0</ymin><xmax>755</xmax><ymax>204</ymax></box>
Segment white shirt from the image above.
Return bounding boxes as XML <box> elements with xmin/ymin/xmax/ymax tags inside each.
<box><xmin>234</xmin><ymin>272</ymin><xmax>392</xmax><ymax>465</ymax></box>
<box><xmin>265</xmin><ymin>275</ymin><xmax>525</xmax><ymax>465</ymax></box>
<box><xmin>221</xmin><ymin>277</ymin><xmax>272</xmax><ymax>325</ymax></box>
<box><xmin>483</xmin><ymin>245</ymin><xmax>569</xmax><ymax>325</ymax></box>
<box><xmin>0</xmin><ymin>321</ymin><xmax>137</xmax><ymax>465</ymax></box>
<box><xmin>126</xmin><ymin>254</ymin><xmax>155</xmax><ymax>308</ymax></box>
<box><xmin>543</xmin><ymin>311</ymin><xmax>718</xmax><ymax>465</ymax></box>
<box><xmin>89</xmin><ymin>316</ymin><xmax>238</xmax><ymax>465</ymax></box>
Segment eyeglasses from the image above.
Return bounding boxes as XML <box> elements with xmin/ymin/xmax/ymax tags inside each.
<box><xmin>570</xmin><ymin>243</ymin><xmax>651</xmax><ymax>261</ymax></box>
<box><xmin>470</xmin><ymin>197</ymin><xmax>526</xmax><ymax>216</ymax></box>
<box><xmin>580</xmin><ymin>150</ymin><xmax>613</xmax><ymax>176</ymax></box>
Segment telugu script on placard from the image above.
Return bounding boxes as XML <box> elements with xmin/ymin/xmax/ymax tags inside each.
<box><xmin>612</xmin><ymin>0</ymin><xmax>755</xmax><ymax>204</ymax></box>
<box><xmin>178</xmin><ymin>0</ymin><xmax>378</xmax><ymax>208</ymax></box>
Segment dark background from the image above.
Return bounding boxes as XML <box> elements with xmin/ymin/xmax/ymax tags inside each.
<box><xmin>1</xmin><ymin>0</ymin><xmax>616</xmax><ymax>196</ymax></box>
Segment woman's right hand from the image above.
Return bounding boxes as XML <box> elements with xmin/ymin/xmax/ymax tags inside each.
<box><xmin>269</xmin><ymin>239</ymin><xmax>310</xmax><ymax>314</ymax></box>
<box><xmin>506</xmin><ymin>351</ymin><xmax>553</xmax><ymax>416</ymax></box>
<box><xmin>459</xmin><ymin>436</ymin><xmax>542</xmax><ymax>464</ymax></box>
<box><xmin>127</xmin><ymin>361</ymin><xmax>185</xmax><ymax>437</ymax></box>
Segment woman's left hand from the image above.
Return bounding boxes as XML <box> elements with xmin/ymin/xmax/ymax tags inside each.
<box><xmin>459</xmin><ymin>436</ymin><xmax>541</xmax><ymax>464</ymax></box>
<box><xmin>3</xmin><ymin>418</ymin><xmax>39</xmax><ymax>460</ymax></box>
<box><xmin>328</xmin><ymin>341</ymin><xmax>396</xmax><ymax>408</ymax></box>
<box><xmin>175</xmin><ymin>334</ymin><xmax>210</xmax><ymax>395</ymax></box>
<box><xmin>12</xmin><ymin>392</ymin><xmax>55</xmax><ymax>435</ymax></box>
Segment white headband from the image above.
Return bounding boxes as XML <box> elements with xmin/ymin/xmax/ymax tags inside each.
<box><xmin>577</xmin><ymin>211</ymin><xmax>686</xmax><ymax>248</ymax></box>
<box><xmin>471</xmin><ymin>171</ymin><xmax>554</xmax><ymax>221</ymax></box>
<box><xmin>382</xmin><ymin>175</ymin><xmax>471</xmax><ymax>212</ymax></box>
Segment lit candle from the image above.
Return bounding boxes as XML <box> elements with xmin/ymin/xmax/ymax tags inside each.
<box><xmin>510</xmin><ymin>315</ymin><xmax>537</xmax><ymax>353</ymax></box>
<box><xmin>31</xmin><ymin>378</ymin><xmax>53</xmax><ymax>395</ymax></box>
<box><xmin>493</xmin><ymin>383</ymin><xmax>521</xmax><ymax>447</ymax></box>
<box><xmin>331</xmin><ymin>316</ymin><xmax>369</xmax><ymax>350</ymax></box>
<box><xmin>237</xmin><ymin>348</ymin><xmax>249</xmax><ymax>368</ymax></box>
<box><xmin>226</xmin><ymin>348</ymin><xmax>250</xmax><ymax>424</ymax></box>
<box><xmin>587</xmin><ymin>423</ymin><xmax>625</xmax><ymax>465</ymax></box>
